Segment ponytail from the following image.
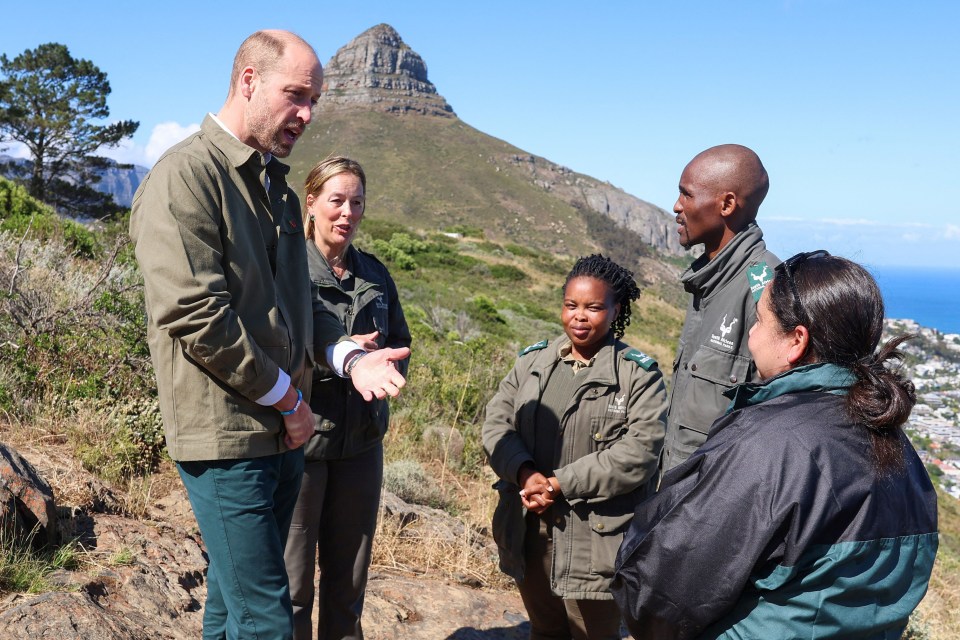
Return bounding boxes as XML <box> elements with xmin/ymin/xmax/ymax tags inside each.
<box><xmin>846</xmin><ymin>335</ymin><xmax>917</xmax><ymax>473</ymax></box>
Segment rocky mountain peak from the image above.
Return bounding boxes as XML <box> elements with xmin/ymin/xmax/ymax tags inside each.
<box><xmin>317</xmin><ymin>23</ymin><xmax>455</xmax><ymax>117</ymax></box>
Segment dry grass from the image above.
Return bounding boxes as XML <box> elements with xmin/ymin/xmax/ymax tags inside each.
<box><xmin>912</xmin><ymin>489</ymin><xmax>960</xmax><ymax>639</ymax></box>
<box><xmin>371</xmin><ymin>463</ymin><xmax>512</xmax><ymax>591</ymax></box>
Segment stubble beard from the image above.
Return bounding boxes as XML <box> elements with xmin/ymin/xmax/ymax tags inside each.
<box><xmin>247</xmin><ymin>99</ymin><xmax>295</xmax><ymax>158</ymax></box>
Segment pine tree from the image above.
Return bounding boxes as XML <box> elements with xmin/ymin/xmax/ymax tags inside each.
<box><xmin>0</xmin><ymin>43</ymin><xmax>138</xmax><ymax>216</ymax></box>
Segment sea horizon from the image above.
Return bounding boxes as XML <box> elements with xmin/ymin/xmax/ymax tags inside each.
<box><xmin>869</xmin><ymin>265</ymin><xmax>960</xmax><ymax>335</ymax></box>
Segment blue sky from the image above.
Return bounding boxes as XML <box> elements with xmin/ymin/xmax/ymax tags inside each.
<box><xmin>1</xmin><ymin>1</ymin><xmax>958</xmax><ymax>268</ymax></box>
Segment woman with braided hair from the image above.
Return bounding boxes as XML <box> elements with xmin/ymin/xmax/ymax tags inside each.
<box><xmin>612</xmin><ymin>251</ymin><xmax>938</xmax><ymax>640</ymax></box>
<box><xmin>483</xmin><ymin>254</ymin><xmax>667</xmax><ymax>639</ymax></box>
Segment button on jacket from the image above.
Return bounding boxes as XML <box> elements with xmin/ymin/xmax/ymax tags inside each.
<box><xmin>483</xmin><ymin>336</ymin><xmax>667</xmax><ymax>599</ymax></box>
<box><xmin>302</xmin><ymin>242</ymin><xmax>411</xmax><ymax>460</ymax></box>
<box><xmin>661</xmin><ymin>223</ymin><xmax>779</xmax><ymax>472</ymax></box>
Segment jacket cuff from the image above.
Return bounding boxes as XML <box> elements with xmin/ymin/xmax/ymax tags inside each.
<box><xmin>254</xmin><ymin>369</ymin><xmax>290</xmax><ymax>406</ymax></box>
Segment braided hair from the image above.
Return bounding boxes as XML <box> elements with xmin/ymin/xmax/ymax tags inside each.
<box><xmin>565</xmin><ymin>254</ymin><xmax>641</xmax><ymax>339</ymax></box>
<box><xmin>767</xmin><ymin>254</ymin><xmax>915</xmax><ymax>473</ymax></box>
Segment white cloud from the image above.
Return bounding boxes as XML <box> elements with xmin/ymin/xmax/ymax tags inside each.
<box><xmin>99</xmin><ymin>121</ymin><xmax>200</xmax><ymax>167</ymax></box>
<box><xmin>6</xmin><ymin>121</ymin><xmax>199</xmax><ymax>168</ymax></box>
<box><xmin>762</xmin><ymin>216</ymin><xmax>959</xmax><ymax>268</ymax></box>
<box><xmin>0</xmin><ymin>141</ymin><xmax>31</xmax><ymax>159</ymax></box>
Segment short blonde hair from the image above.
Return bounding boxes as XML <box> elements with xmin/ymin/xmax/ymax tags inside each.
<box><xmin>229</xmin><ymin>30</ymin><xmax>315</xmax><ymax>97</ymax></box>
<box><xmin>302</xmin><ymin>156</ymin><xmax>367</xmax><ymax>239</ymax></box>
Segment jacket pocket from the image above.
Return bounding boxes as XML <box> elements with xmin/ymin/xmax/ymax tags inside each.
<box><xmin>675</xmin><ymin>345</ymin><xmax>751</xmax><ymax>436</ymax></box>
<box><xmin>589</xmin><ymin>416</ymin><xmax>628</xmax><ymax>452</ymax></box>
<box><xmin>589</xmin><ymin>511</ymin><xmax>634</xmax><ymax>578</ymax></box>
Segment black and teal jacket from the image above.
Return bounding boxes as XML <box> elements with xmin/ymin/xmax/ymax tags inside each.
<box><xmin>612</xmin><ymin>363</ymin><xmax>938</xmax><ymax>639</ymax></box>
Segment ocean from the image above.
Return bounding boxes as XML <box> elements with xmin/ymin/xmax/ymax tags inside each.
<box><xmin>869</xmin><ymin>266</ymin><xmax>960</xmax><ymax>334</ymax></box>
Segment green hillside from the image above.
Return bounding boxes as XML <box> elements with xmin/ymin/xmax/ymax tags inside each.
<box><xmin>287</xmin><ymin>111</ymin><xmax>682</xmax><ymax>287</ymax></box>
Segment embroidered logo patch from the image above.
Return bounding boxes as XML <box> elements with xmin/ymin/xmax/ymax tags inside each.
<box><xmin>607</xmin><ymin>394</ymin><xmax>627</xmax><ymax>415</ymax></box>
<box><xmin>519</xmin><ymin>339</ymin><xmax>548</xmax><ymax>356</ymax></box>
<box><xmin>624</xmin><ymin>349</ymin><xmax>657</xmax><ymax>370</ymax></box>
<box><xmin>747</xmin><ymin>262</ymin><xmax>772</xmax><ymax>302</ymax></box>
<box><xmin>375</xmin><ymin>294</ymin><xmax>388</xmax><ymax>310</ymax></box>
<box><xmin>710</xmin><ymin>314</ymin><xmax>739</xmax><ymax>350</ymax></box>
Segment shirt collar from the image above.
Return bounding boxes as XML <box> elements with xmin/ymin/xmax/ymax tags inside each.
<box><xmin>558</xmin><ymin>340</ymin><xmax>596</xmax><ymax>374</ymax></box>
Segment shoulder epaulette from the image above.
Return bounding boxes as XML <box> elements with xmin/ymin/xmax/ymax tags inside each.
<box><xmin>519</xmin><ymin>339</ymin><xmax>549</xmax><ymax>357</ymax></box>
<box><xmin>623</xmin><ymin>348</ymin><xmax>657</xmax><ymax>371</ymax></box>
<box><xmin>746</xmin><ymin>261</ymin><xmax>773</xmax><ymax>302</ymax></box>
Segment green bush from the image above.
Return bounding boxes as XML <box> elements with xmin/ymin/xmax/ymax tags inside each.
<box><xmin>0</xmin><ymin>177</ymin><xmax>49</xmax><ymax>220</ymax></box>
<box><xmin>73</xmin><ymin>397</ymin><xmax>166</xmax><ymax>483</ymax></box>
<box><xmin>469</xmin><ymin>295</ymin><xmax>506</xmax><ymax>327</ymax></box>
<box><xmin>489</xmin><ymin>263</ymin><xmax>526</xmax><ymax>282</ymax></box>
<box><xmin>62</xmin><ymin>220</ymin><xmax>100</xmax><ymax>259</ymax></box>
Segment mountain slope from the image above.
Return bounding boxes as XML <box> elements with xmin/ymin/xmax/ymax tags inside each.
<box><xmin>288</xmin><ymin>24</ymin><xmax>685</xmax><ymax>285</ymax></box>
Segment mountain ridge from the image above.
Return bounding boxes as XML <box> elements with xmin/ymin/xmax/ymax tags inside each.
<box><xmin>288</xmin><ymin>23</ymin><xmax>685</xmax><ymax>267</ymax></box>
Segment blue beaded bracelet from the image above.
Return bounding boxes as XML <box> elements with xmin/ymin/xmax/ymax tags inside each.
<box><xmin>279</xmin><ymin>388</ymin><xmax>302</xmax><ymax>416</ymax></box>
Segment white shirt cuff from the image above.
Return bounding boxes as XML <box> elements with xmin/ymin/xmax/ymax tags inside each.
<box><xmin>255</xmin><ymin>369</ymin><xmax>291</xmax><ymax>406</ymax></box>
<box><xmin>328</xmin><ymin>340</ymin><xmax>362</xmax><ymax>377</ymax></box>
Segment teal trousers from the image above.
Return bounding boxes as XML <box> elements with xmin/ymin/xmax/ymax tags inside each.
<box><xmin>178</xmin><ymin>449</ymin><xmax>304</xmax><ymax>640</ymax></box>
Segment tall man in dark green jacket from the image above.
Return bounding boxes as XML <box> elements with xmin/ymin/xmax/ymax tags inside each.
<box><xmin>660</xmin><ymin>144</ymin><xmax>779</xmax><ymax>473</ymax></box>
<box><xmin>130</xmin><ymin>30</ymin><xmax>408</xmax><ymax>639</ymax></box>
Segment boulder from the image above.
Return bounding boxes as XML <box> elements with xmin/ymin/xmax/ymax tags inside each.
<box><xmin>0</xmin><ymin>442</ymin><xmax>58</xmax><ymax>547</ymax></box>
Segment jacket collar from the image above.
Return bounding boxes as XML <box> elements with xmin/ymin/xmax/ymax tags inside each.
<box><xmin>724</xmin><ymin>362</ymin><xmax>856</xmax><ymax>413</ymax></box>
<box><xmin>201</xmin><ymin>114</ymin><xmax>290</xmax><ymax>180</ymax></box>
<box><xmin>682</xmin><ymin>222</ymin><xmax>766</xmax><ymax>296</ymax></box>
<box><xmin>306</xmin><ymin>241</ymin><xmax>361</xmax><ymax>286</ymax></box>
<box><xmin>531</xmin><ymin>335</ymin><xmax>619</xmax><ymax>386</ymax></box>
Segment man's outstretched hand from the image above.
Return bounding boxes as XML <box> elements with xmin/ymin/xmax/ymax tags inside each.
<box><xmin>350</xmin><ymin>347</ymin><xmax>410</xmax><ymax>401</ymax></box>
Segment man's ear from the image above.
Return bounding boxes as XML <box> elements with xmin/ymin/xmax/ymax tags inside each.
<box><xmin>719</xmin><ymin>191</ymin><xmax>738</xmax><ymax>219</ymax></box>
<box><xmin>786</xmin><ymin>324</ymin><xmax>811</xmax><ymax>365</ymax></box>
<box><xmin>239</xmin><ymin>66</ymin><xmax>257</xmax><ymax>99</ymax></box>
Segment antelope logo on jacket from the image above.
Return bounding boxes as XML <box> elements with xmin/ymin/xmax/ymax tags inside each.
<box><xmin>710</xmin><ymin>314</ymin><xmax>739</xmax><ymax>350</ymax></box>
<box><xmin>608</xmin><ymin>394</ymin><xmax>627</xmax><ymax>415</ymax></box>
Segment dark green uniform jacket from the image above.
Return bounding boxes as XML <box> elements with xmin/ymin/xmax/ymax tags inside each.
<box><xmin>614</xmin><ymin>363</ymin><xmax>938</xmax><ymax>639</ymax></box>
<box><xmin>303</xmin><ymin>242</ymin><xmax>411</xmax><ymax>461</ymax></box>
<box><xmin>661</xmin><ymin>223</ymin><xmax>779</xmax><ymax>472</ymax></box>
<box><xmin>483</xmin><ymin>336</ymin><xmax>667</xmax><ymax>599</ymax></box>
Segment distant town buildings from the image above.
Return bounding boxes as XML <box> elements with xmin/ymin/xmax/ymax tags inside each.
<box><xmin>889</xmin><ymin>319</ymin><xmax>960</xmax><ymax>498</ymax></box>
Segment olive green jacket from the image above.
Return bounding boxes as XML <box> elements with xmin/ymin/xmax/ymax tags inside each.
<box><xmin>482</xmin><ymin>336</ymin><xmax>667</xmax><ymax>599</ymax></box>
<box><xmin>130</xmin><ymin>115</ymin><xmax>344</xmax><ymax>462</ymax></box>
<box><xmin>303</xmin><ymin>242</ymin><xmax>411</xmax><ymax>460</ymax></box>
<box><xmin>660</xmin><ymin>223</ymin><xmax>779</xmax><ymax>472</ymax></box>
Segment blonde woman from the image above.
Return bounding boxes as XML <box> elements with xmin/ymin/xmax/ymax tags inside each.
<box><xmin>284</xmin><ymin>156</ymin><xmax>410</xmax><ymax>640</ymax></box>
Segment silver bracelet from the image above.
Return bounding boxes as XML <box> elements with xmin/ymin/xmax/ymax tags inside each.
<box><xmin>344</xmin><ymin>351</ymin><xmax>368</xmax><ymax>377</ymax></box>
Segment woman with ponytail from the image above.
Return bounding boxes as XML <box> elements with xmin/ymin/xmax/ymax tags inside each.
<box><xmin>612</xmin><ymin>251</ymin><xmax>938</xmax><ymax>640</ymax></box>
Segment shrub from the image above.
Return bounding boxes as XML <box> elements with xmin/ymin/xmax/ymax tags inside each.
<box><xmin>469</xmin><ymin>295</ymin><xmax>506</xmax><ymax>328</ymax></box>
<box><xmin>71</xmin><ymin>397</ymin><xmax>166</xmax><ymax>483</ymax></box>
<box><xmin>383</xmin><ymin>459</ymin><xmax>446</xmax><ymax>508</ymax></box>
<box><xmin>489</xmin><ymin>263</ymin><xmax>526</xmax><ymax>282</ymax></box>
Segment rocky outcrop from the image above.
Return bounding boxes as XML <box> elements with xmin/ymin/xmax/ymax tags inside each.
<box><xmin>0</xmin><ymin>445</ymin><xmax>532</xmax><ymax>639</ymax></box>
<box><xmin>318</xmin><ymin>24</ymin><xmax>455</xmax><ymax>117</ymax></box>
<box><xmin>504</xmin><ymin>154</ymin><xmax>685</xmax><ymax>256</ymax></box>
<box><xmin>95</xmin><ymin>159</ymin><xmax>148</xmax><ymax>208</ymax></box>
<box><xmin>0</xmin><ymin>443</ymin><xmax>58</xmax><ymax>547</ymax></box>
<box><xmin>0</xmin><ymin>154</ymin><xmax>147</xmax><ymax>210</ymax></box>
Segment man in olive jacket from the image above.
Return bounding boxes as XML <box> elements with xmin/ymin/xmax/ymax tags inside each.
<box><xmin>130</xmin><ymin>30</ymin><xmax>407</xmax><ymax>639</ymax></box>
<box><xmin>660</xmin><ymin>144</ymin><xmax>779</xmax><ymax>474</ymax></box>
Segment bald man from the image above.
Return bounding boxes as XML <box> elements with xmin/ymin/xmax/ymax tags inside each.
<box><xmin>660</xmin><ymin>144</ymin><xmax>780</xmax><ymax>474</ymax></box>
<box><xmin>131</xmin><ymin>30</ymin><xmax>407</xmax><ymax>638</ymax></box>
